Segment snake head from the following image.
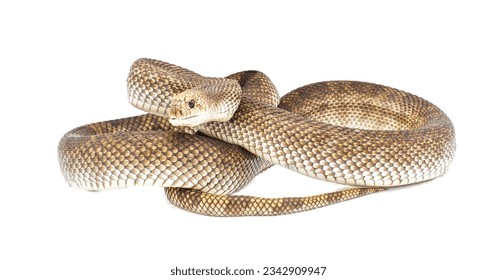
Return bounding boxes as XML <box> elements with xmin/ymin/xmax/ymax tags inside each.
<box><xmin>168</xmin><ymin>89</ymin><xmax>210</xmax><ymax>127</ymax></box>
<box><xmin>167</xmin><ymin>82</ymin><xmax>241</xmax><ymax>127</ymax></box>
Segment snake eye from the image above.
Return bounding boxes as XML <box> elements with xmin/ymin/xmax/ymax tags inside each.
<box><xmin>188</xmin><ymin>99</ymin><xmax>195</xmax><ymax>109</ymax></box>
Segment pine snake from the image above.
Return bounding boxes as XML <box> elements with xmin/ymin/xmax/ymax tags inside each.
<box><xmin>58</xmin><ymin>58</ymin><xmax>456</xmax><ymax>216</ymax></box>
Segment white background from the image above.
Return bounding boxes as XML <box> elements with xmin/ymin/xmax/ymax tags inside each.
<box><xmin>1</xmin><ymin>1</ymin><xmax>495</xmax><ymax>279</ymax></box>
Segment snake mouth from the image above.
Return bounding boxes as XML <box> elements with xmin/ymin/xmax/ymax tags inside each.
<box><xmin>169</xmin><ymin>114</ymin><xmax>198</xmax><ymax>121</ymax></box>
<box><xmin>169</xmin><ymin>114</ymin><xmax>201</xmax><ymax>127</ymax></box>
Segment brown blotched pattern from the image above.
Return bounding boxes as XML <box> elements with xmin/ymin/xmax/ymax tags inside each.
<box><xmin>59</xmin><ymin>114</ymin><xmax>271</xmax><ymax>193</ymax></box>
<box><xmin>58</xmin><ymin>59</ymin><xmax>455</xmax><ymax>216</ymax></box>
<box><xmin>166</xmin><ymin>187</ymin><xmax>386</xmax><ymax>217</ymax></box>
<box><xmin>202</xmin><ymin>81</ymin><xmax>455</xmax><ymax>187</ymax></box>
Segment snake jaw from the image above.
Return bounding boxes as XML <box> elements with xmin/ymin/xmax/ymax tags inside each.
<box><xmin>169</xmin><ymin>114</ymin><xmax>205</xmax><ymax>127</ymax></box>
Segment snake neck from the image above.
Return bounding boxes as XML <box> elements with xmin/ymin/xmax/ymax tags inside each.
<box><xmin>204</xmin><ymin>80</ymin><xmax>242</xmax><ymax>122</ymax></box>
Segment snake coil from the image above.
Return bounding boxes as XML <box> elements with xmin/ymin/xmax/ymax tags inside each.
<box><xmin>58</xmin><ymin>58</ymin><xmax>455</xmax><ymax>216</ymax></box>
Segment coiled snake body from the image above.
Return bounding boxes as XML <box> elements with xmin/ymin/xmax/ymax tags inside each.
<box><xmin>58</xmin><ymin>58</ymin><xmax>456</xmax><ymax>216</ymax></box>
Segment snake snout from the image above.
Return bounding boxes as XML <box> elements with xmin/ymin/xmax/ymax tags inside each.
<box><xmin>167</xmin><ymin>107</ymin><xmax>186</xmax><ymax>125</ymax></box>
<box><xmin>167</xmin><ymin>100</ymin><xmax>204</xmax><ymax>127</ymax></box>
<box><xmin>167</xmin><ymin>98</ymin><xmax>187</xmax><ymax>118</ymax></box>
<box><xmin>166</xmin><ymin>107</ymin><xmax>180</xmax><ymax>119</ymax></box>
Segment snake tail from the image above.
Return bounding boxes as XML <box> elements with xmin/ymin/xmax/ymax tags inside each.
<box><xmin>165</xmin><ymin>187</ymin><xmax>387</xmax><ymax>217</ymax></box>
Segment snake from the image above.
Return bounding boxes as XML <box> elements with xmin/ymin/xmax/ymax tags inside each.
<box><xmin>58</xmin><ymin>58</ymin><xmax>456</xmax><ymax>216</ymax></box>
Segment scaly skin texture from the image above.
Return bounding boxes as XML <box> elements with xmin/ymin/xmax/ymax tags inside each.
<box><xmin>58</xmin><ymin>58</ymin><xmax>455</xmax><ymax>216</ymax></box>
<box><xmin>165</xmin><ymin>187</ymin><xmax>385</xmax><ymax>217</ymax></box>
<box><xmin>200</xmin><ymin>81</ymin><xmax>455</xmax><ymax>187</ymax></box>
<box><xmin>59</xmin><ymin>114</ymin><xmax>271</xmax><ymax>193</ymax></box>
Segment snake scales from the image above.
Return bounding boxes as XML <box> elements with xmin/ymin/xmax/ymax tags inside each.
<box><xmin>58</xmin><ymin>58</ymin><xmax>456</xmax><ymax>216</ymax></box>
